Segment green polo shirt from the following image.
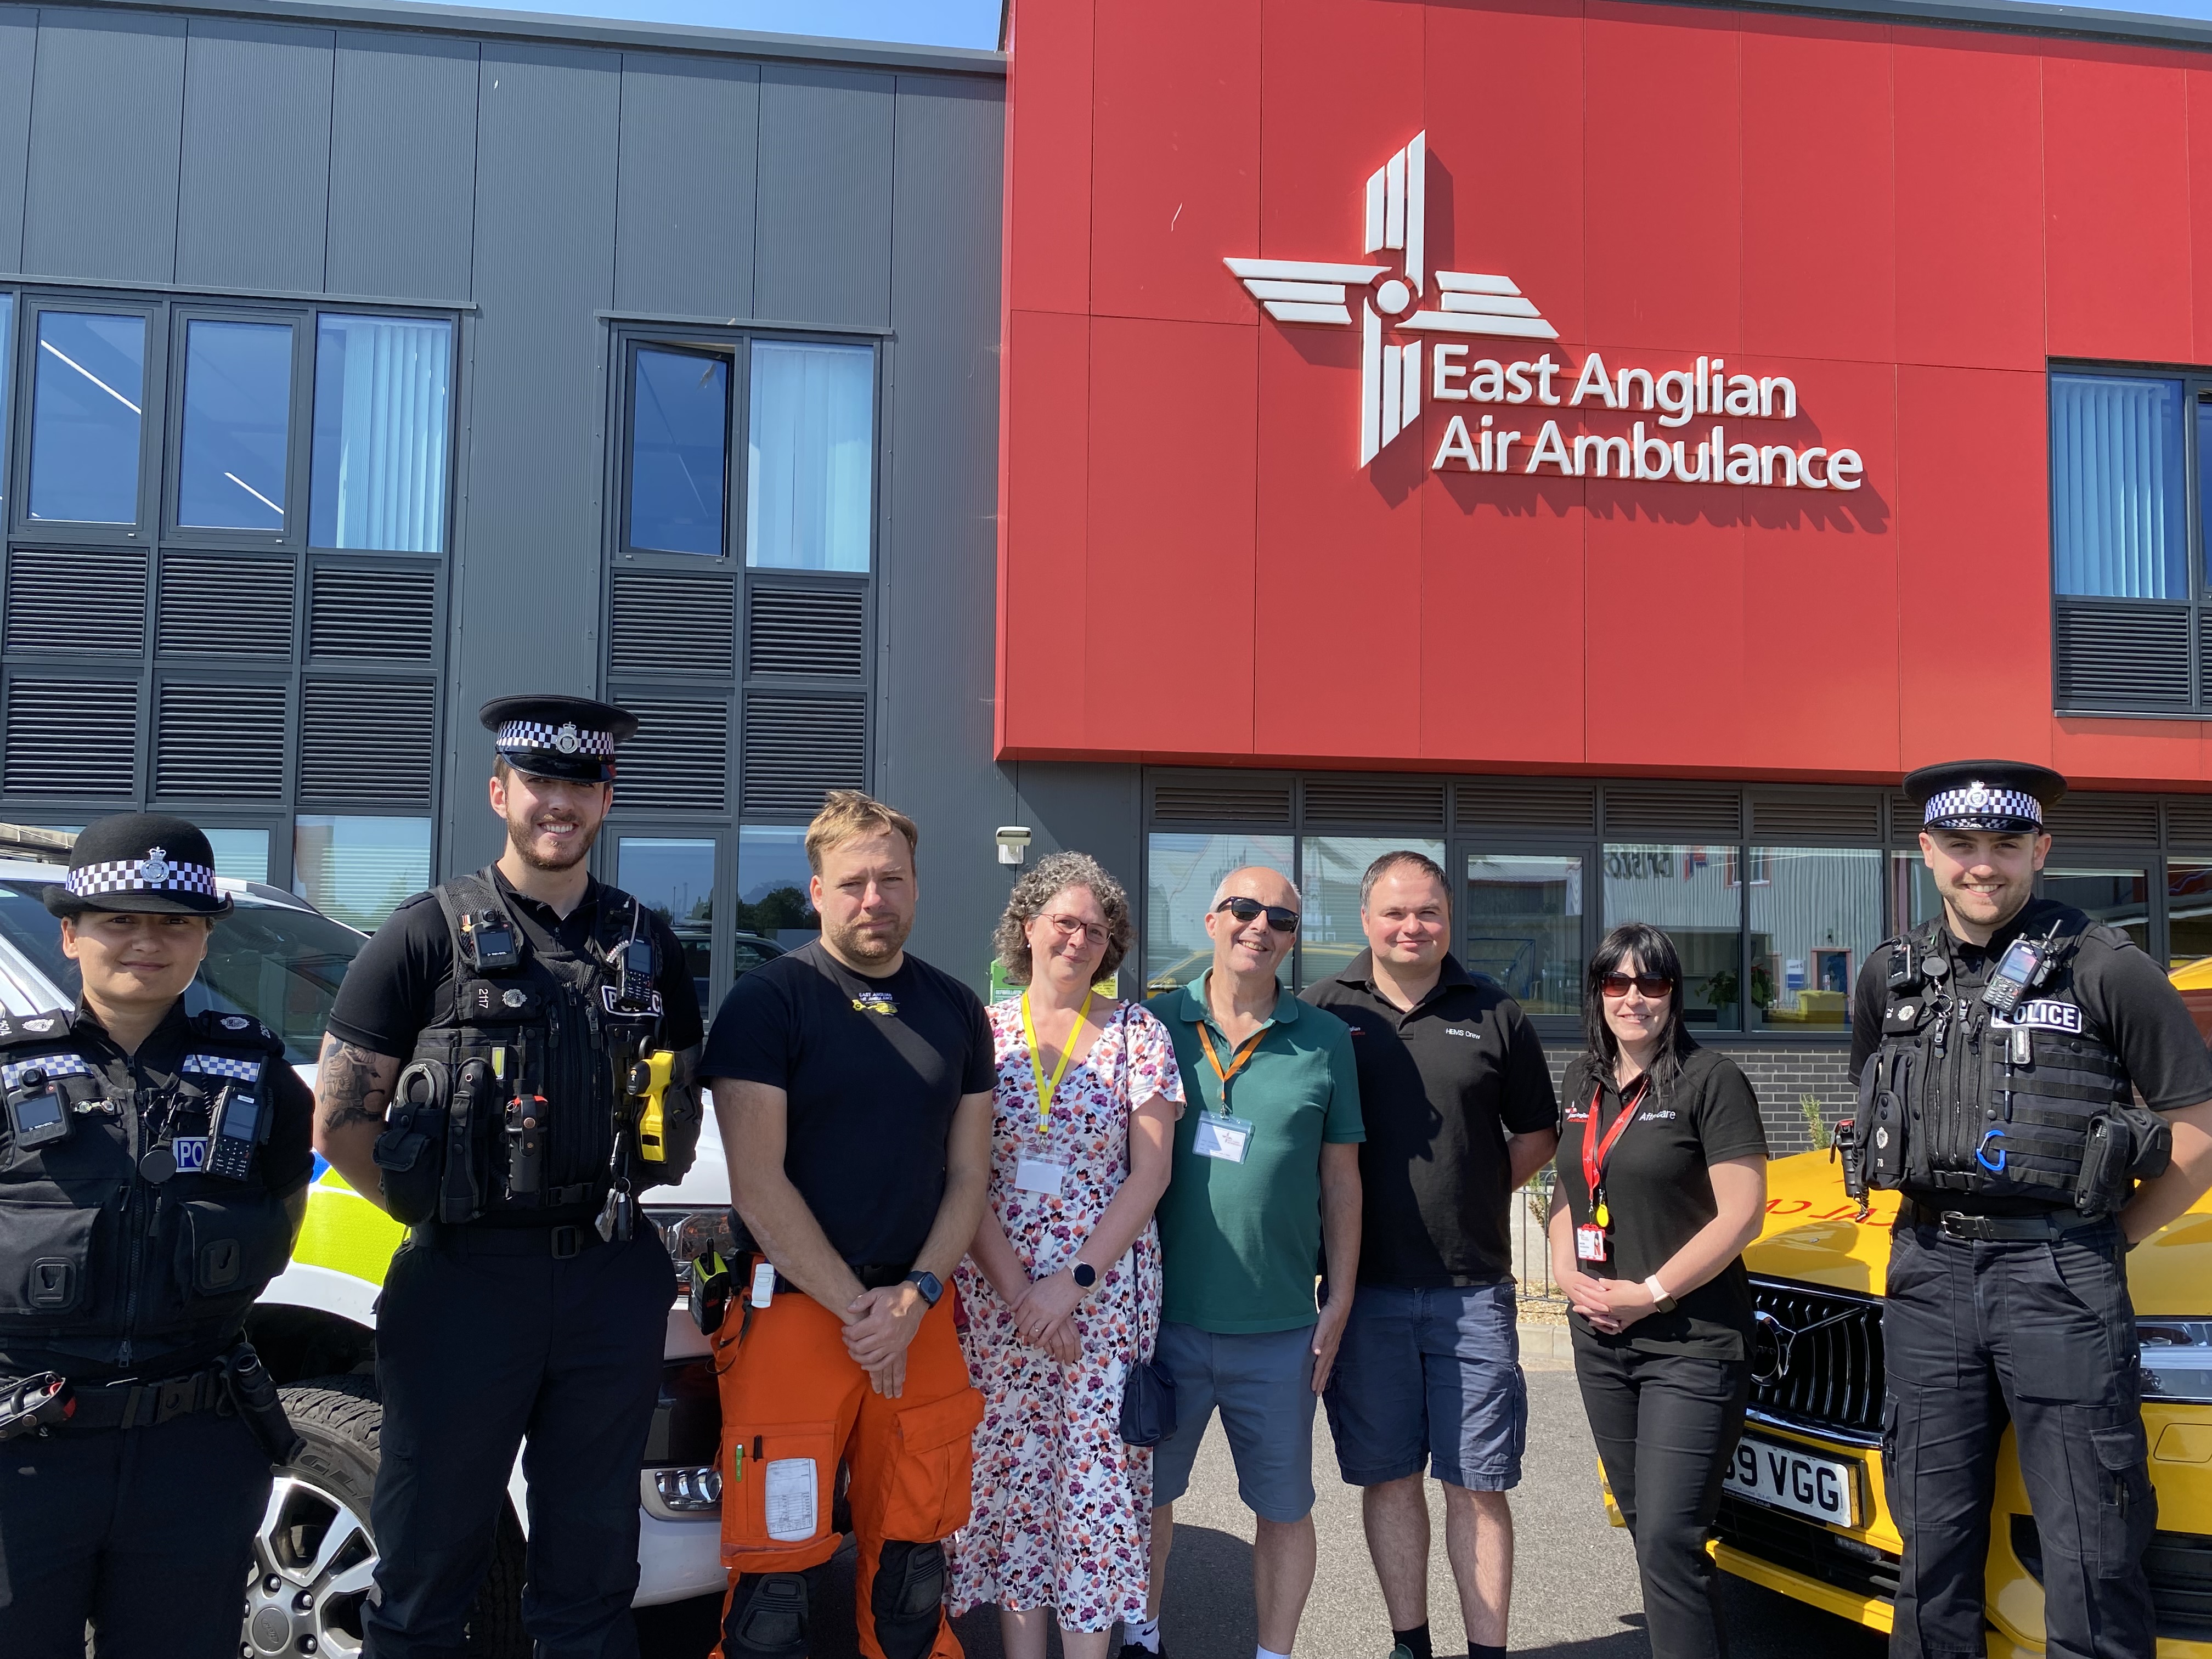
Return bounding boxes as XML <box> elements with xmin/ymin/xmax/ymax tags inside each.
<box><xmin>1145</xmin><ymin>971</ymin><xmax>1364</xmax><ymax>1334</ymax></box>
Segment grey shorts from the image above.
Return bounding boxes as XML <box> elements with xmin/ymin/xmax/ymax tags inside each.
<box><xmin>1150</xmin><ymin>1321</ymin><xmax>1318</xmax><ymax>1524</ymax></box>
<box><xmin>1322</xmin><ymin>1279</ymin><xmax>1527</xmax><ymax>1491</ymax></box>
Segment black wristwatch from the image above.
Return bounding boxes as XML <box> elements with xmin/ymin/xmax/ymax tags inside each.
<box><xmin>904</xmin><ymin>1270</ymin><xmax>943</xmax><ymax>1307</ymax></box>
<box><xmin>1071</xmin><ymin>1260</ymin><xmax>1098</xmax><ymax>1291</ymax></box>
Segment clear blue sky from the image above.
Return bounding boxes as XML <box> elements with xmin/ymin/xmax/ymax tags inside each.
<box><xmin>446</xmin><ymin>0</ymin><xmax>1001</xmax><ymax>48</ymax></box>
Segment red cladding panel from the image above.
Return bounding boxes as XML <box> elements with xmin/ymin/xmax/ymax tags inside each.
<box><xmin>2045</xmin><ymin>49</ymin><xmax>2193</xmax><ymax>363</ymax></box>
<box><xmin>1260</xmin><ymin>0</ymin><xmax>1424</xmax><ymax>271</ymax></box>
<box><xmin>1003</xmin><ymin>0</ymin><xmax>1093</xmax><ymax>316</ymax></box>
<box><xmin>2189</xmin><ymin>68</ymin><xmax>2212</xmax><ymax>359</ymax></box>
<box><xmin>1000</xmin><ymin>309</ymin><xmax>1091</xmax><ymax>755</ymax></box>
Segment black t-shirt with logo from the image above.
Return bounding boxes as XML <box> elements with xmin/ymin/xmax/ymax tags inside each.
<box><xmin>1555</xmin><ymin>1043</ymin><xmax>1769</xmax><ymax>1361</ymax></box>
<box><xmin>700</xmin><ymin>939</ymin><xmax>995</xmax><ymax>1269</ymax></box>
<box><xmin>1302</xmin><ymin>951</ymin><xmax>1557</xmax><ymax>1285</ymax></box>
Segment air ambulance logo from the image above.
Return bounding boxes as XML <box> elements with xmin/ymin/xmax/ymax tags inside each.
<box><xmin>1224</xmin><ymin>131</ymin><xmax>1557</xmax><ymax>466</ymax></box>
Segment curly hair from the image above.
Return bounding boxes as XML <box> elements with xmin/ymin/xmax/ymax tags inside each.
<box><xmin>992</xmin><ymin>850</ymin><xmax>1135</xmax><ymax>986</ymax></box>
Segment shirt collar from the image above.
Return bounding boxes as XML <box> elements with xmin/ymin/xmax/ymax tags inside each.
<box><xmin>1178</xmin><ymin>968</ymin><xmax>1299</xmax><ymax>1032</ymax></box>
<box><xmin>492</xmin><ymin>864</ymin><xmax>600</xmax><ymax>925</ymax></box>
<box><xmin>72</xmin><ymin>997</ymin><xmax>191</xmax><ymax>1064</ymax></box>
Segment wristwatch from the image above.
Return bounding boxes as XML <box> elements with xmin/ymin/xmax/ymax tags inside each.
<box><xmin>1071</xmin><ymin>1260</ymin><xmax>1099</xmax><ymax>1291</ymax></box>
<box><xmin>1643</xmin><ymin>1274</ymin><xmax>1677</xmax><ymax>1313</ymax></box>
<box><xmin>904</xmin><ymin>1270</ymin><xmax>943</xmax><ymax>1307</ymax></box>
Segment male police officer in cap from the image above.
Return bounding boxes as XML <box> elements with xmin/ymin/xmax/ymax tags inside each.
<box><xmin>313</xmin><ymin>695</ymin><xmax>706</xmax><ymax>1659</ymax></box>
<box><xmin>1847</xmin><ymin>760</ymin><xmax>2212</xmax><ymax>1659</ymax></box>
<box><xmin>0</xmin><ymin>813</ymin><xmax>313</xmax><ymax>1657</ymax></box>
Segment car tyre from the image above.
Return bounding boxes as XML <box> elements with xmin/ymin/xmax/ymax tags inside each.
<box><xmin>240</xmin><ymin>1374</ymin><xmax>528</xmax><ymax>1659</ymax></box>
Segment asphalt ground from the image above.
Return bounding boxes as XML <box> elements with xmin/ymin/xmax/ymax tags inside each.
<box><xmin>633</xmin><ymin>1356</ymin><xmax>1888</xmax><ymax>1659</ymax></box>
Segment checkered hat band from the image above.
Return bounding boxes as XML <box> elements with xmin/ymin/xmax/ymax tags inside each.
<box><xmin>497</xmin><ymin>720</ymin><xmax>616</xmax><ymax>758</ymax></box>
<box><xmin>3</xmin><ymin>1054</ymin><xmax>91</xmax><ymax>1089</ymax></box>
<box><xmin>65</xmin><ymin>857</ymin><xmax>219</xmax><ymax>899</ymax></box>
<box><xmin>1924</xmin><ymin>786</ymin><xmax>2042</xmax><ymax>826</ymax></box>
<box><xmin>183</xmin><ymin>1054</ymin><xmax>262</xmax><ymax>1081</ymax></box>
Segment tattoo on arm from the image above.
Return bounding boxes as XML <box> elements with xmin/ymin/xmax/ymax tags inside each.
<box><xmin>316</xmin><ymin>1035</ymin><xmax>394</xmax><ymax>1134</ymax></box>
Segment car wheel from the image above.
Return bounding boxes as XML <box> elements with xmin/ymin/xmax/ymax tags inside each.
<box><xmin>241</xmin><ymin>1375</ymin><xmax>528</xmax><ymax>1659</ymax></box>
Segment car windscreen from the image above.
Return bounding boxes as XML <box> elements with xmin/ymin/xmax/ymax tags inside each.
<box><xmin>0</xmin><ymin>885</ymin><xmax>364</xmax><ymax>1065</ymax></box>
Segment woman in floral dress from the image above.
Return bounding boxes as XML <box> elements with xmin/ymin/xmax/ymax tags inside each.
<box><xmin>950</xmin><ymin>851</ymin><xmax>1182</xmax><ymax>1659</ymax></box>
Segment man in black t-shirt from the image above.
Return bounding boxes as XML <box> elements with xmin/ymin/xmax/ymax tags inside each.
<box><xmin>1851</xmin><ymin>760</ymin><xmax>2212</xmax><ymax>1659</ymax></box>
<box><xmin>1304</xmin><ymin>851</ymin><xmax>1556</xmax><ymax>1659</ymax></box>
<box><xmin>314</xmin><ymin>696</ymin><xmax>704</xmax><ymax>1659</ymax></box>
<box><xmin>700</xmin><ymin>790</ymin><xmax>992</xmax><ymax>1659</ymax></box>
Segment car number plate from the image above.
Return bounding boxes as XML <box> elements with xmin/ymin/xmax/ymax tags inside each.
<box><xmin>1722</xmin><ymin>1434</ymin><xmax>1859</xmax><ymax>1528</ymax></box>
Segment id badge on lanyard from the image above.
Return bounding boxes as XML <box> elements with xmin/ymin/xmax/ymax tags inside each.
<box><xmin>1578</xmin><ymin>1076</ymin><xmax>1647</xmax><ymax>1266</ymax></box>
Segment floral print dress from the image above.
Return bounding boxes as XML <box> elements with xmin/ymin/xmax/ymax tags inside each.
<box><xmin>948</xmin><ymin>999</ymin><xmax>1184</xmax><ymax>1630</ymax></box>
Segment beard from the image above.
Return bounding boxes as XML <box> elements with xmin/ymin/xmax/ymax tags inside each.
<box><xmin>506</xmin><ymin>808</ymin><xmax>602</xmax><ymax>871</ymax></box>
<box><xmin>824</xmin><ymin>909</ymin><xmax>912</xmax><ymax>964</ymax></box>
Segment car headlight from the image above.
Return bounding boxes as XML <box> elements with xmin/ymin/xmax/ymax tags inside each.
<box><xmin>2138</xmin><ymin>1319</ymin><xmax>2212</xmax><ymax>1402</ymax></box>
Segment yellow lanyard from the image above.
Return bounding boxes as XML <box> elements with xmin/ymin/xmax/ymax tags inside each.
<box><xmin>1020</xmin><ymin>988</ymin><xmax>1093</xmax><ymax>1131</ymax></box>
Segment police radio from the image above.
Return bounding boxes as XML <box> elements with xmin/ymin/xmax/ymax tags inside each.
<box><xmin>3</xmin><ymin>1066</ymin><xmax>69</xmax><ymax>1150</ymax></box>
<box><xmin>209</xmin><ymin>1082</ymin><xmax>264</xmax><ymax>1181</ymax></box>
<box><xmin>1983</xmin><ymin>924</ymin><xmax>2061</xmax><ymax>1018</ymax></box>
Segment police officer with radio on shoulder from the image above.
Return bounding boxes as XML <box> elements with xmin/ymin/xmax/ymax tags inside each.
<box><xmin>312</xmin><ymin>696</ymin><xmax>706</xmax><ymax>1659</ymax></box>
<box><xmin>1843</xmin><ymin>760</ymin><xmax>2212</xmax><ymax>1659</ymax></box>
<box><xmin>0</xmin><ymin>814</ymin><xmax>313</xmax><ymax>1657</ymax></box>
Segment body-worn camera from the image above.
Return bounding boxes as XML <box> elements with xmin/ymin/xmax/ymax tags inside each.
<box><xmin>459</xmin><ymin>910</ymin><xmax>520</xmax><ymax>973</ymax></box>
<box><xmin>3</xmin><ymin>1066</ymin><xmax>69</xmax><ymax>1150</ymax></box>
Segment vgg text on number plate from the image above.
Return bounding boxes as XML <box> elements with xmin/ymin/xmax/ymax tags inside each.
<box><xmin>1723</xmin><ymin>1434</ymin><xmax>1859</xmax><ymax>1528</ymax></box>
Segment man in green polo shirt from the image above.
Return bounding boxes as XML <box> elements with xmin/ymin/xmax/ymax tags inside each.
<box><xmin>1128</xmin><ymin>866</ymin><xmax>1363</xmax><ymax>1659</ymax></box>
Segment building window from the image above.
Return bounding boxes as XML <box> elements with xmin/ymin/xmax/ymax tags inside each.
<box><xmin>2043</xmin><ymin>864</ymin><xmax>2152</xmax><ymax>951</ymax></box>
<box><xmin>619</xmin><ymin>835</ymin><xmax>715</xmax><ymax>1009</ymax></box>
<box><xmin>1144</xmin><ymin>831</ymin><xmax>1295</xmax><ymax>997</ymax></box>
<box><xmin>2170</xmin><ymin>862</ymin><xmax>2212</xmax><ymax>967</ymax></box>
<box><xmin>205</xmin><ymin>826</ymin><xmax>272</xmax><ymax>883</ymax></box>
<box><xmin>1889</xmin><ymin>850</ymin><xmax>1944</xmax><ymax>932</ymax></box>
<box><xmin>178</xmin><ymin>319</ymin><xmax>292</xmax><ymax>532</ymax></box>
<box><xmin>309</xmin><ymin>314</ymin><xmax>452</xmax><ymax>553</ymax></box>
<box><xmin>292</xmin><ymin>814</ymin><xmax>430</xmax><ymax>933</ymax></box>
<box><xmin>1465</xmin><ymin>853</ymin><xmax>1584</xmax><ymax>1015</ymax></box>
<box><xmin>735</xmin><ymin>825</ymin><xmax>820</xmax><ymax>947</ymax></box>
<box><xmin>1297</xmin><ymin>836</ymin><xmax>1445</xmax><ymax>991</ymax></box>
<box><xmin>746</xmin><ymin>341</ymin><xmax>873</xmax><ymax>572</ymax></box>
<box><xmin>1747</xmin><ymin>848</ymin><xmax>1881</xmax><ymax>1031</ymax></box>
<box><xmin>29</xmin><ymin>309</ymin><xmax>145</xmax><ymax>526</ymax></box>
<box><xmin>627</xmin><ymin>346</ymin><xmax>729</xmax><ymax>557</ymax></box>
<box><xmin>1604</xmin><ymin>844</ymin><xmax>1745</xmax><ymax>1030</ymax></box>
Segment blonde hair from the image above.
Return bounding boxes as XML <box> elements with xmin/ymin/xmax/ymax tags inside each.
<box><xmin>805</xmin><ymin>789</ymin><xmax>919</xmax><ymax>875</ymax></box>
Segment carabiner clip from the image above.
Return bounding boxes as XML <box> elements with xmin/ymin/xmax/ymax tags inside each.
<box><xmin>1975</xmin><ymin>1127</ymin><xmax>2008</xmax><ymax>1174</ymax></box>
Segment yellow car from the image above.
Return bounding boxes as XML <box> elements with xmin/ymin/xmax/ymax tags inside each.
<box><xmin>1718</xmin><ymin>973</ymin><xmax>2212</xmax><ymax>1655</ymax></box>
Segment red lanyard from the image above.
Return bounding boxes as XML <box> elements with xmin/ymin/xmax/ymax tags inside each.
<box><xmin>1581</xmin><ymin>1074</ymin><xmax>1650</xmax><ymax>1205</ymax></box>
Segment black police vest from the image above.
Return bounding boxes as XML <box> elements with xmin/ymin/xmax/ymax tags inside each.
<box><xmin>1858</xmin><ymin>910</ymin><xmax>2131</xmax><ymax>1206</ymax></box>
<box><xmin>380</xmin><ymin>869</ymin><xmax>661</xmax><ymax>1224</ymax></box>
<box><xmin>0</xmin><ymin>1007</ymin><xmax>291</xmax><ymax>1370</ymax></box>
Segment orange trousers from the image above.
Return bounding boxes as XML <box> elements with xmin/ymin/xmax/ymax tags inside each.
<box><xmin>711</xmin><ymin>1290</ymin><xmax>983</xmax><ymax>1659</ymax></box>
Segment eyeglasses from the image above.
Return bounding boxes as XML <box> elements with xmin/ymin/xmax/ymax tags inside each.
<box><xmin>1600</xmin><ymin>973</ymin><xmax>1675</xmax><ymax>1000</ymax></box>
<box><xmin>1042</xmin><ymin>912</ymin><xmax>1109</xmax><ymax>948</ymax></box>
<box><xmin>1215</xmin><ymin>896</ymin><xmax>1300</xmax><ymax>934</ymax></box>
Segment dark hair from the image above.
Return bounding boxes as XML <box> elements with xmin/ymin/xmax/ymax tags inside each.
<box><xmin>1359</xmin><ymin>849</ymin><xmax>1450</xmax><ymax>909</ymax></box>
<box><xmin>1580</xmin><ymin>922</ymin><xmax>1696</xmax><ymax>1097</ymax></box>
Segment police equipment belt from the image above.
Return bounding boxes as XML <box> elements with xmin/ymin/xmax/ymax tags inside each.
<box><xmin>409</xmin><ymin>1218</ymin><xmax>610</xmax><ymax>1259</ymax></box>
<box><xmin>1903</xmin><ymin>1200</ymin><xmax>2113</xmax><ymax>1242</ymax></box>
<box><xmin>0</xmin><ymin>1361</ymin><xmax>225</xmax><ymax>1430</ymax></box>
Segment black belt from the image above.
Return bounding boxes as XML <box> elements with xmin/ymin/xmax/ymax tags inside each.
<box><xmin>2</xmin><ymin>1362</ymin><xmax>227</xmax><ymax>1430</ymax></box>
<box><xmin>754</xmin><ymin>1258</ymin><xmax>911</xmax><ymax>1295</ymax></box>
<box><xmin>410</xmin><ymin>1220</ymin><xmax>610</xmax><ymax>1259</ymax></box>
<box><xmin>1903</xmin><ymin>1201</ymin><xmax>2111</xmax><ymax>1242</ymax></box>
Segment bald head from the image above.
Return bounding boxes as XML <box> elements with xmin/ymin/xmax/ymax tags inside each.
<box><xmin>1210</xmin><ymin>865</ymin><xmax>1300</xmax><ymax>911</ymax></box>
<box><xmin>1205</xmin><ymin>864</ymin><xmax>1300</xmax><ymax>987</ymax></box>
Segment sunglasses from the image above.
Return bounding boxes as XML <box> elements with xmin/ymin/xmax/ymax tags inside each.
<box><xmin>1215</xmin><ymin>896</ymin><xmax>1300</xmax><ymax>934</ymax></box>
<box><xmin>1600</xmin><ymin>973</ymin><xmax>1675</xmax><ymax>1000</ymax></box>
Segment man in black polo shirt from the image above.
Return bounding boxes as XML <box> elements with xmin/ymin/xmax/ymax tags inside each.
<box><xmin>701</xmin><ymin>789</ymin><xmax>992</xmax><ymax>1659</ymax></box>
<box><xmin>1305</xmin><ymin>850</ymin><xmax>1558</xmax><ymax>1659</ymax></box>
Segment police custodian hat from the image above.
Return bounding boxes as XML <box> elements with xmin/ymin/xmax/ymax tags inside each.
<box><xmin>43</xmin><ymin>812</ymin><xmax>233</xmax><ymax>918</ymax></box>
<box><xmin>1904</xmin><ymin>759</ymin><xmax>2068</xmax><ymax>834</ymax></box>
<box><xmin>480</xmin><ymin>693</ymin><xmax>639</xmax><ymax>784</ymax></box>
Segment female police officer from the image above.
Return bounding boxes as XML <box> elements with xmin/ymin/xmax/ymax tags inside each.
<box><xmin>0</xmin><ymin>812</ymin><xmax>314</xmax><ymax>1658</ymax></box>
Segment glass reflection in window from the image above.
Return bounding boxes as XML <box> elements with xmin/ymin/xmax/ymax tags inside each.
<box><xmin>1145</xmin><ymin>832</ymin><xmax>1295</xmax><ymax>997</ymax></box>
<box><xmin>1604</xmin><ymin>844</ymin><xmax>1743</xmax><ymax>1030</ymax></box>
<box><xmin>292</xmin><ymin>815</ymin><xmax>431</xmax><ymax>933</ymax></box>
<box><xmin>2170</xmin><ymin>862</ymin><xmax>2212</xmax><ymax>968</ymax></box>
<box><xmin>29</xmin><ymin>311</ymin><xmax>145</xmax><ymax>524</ymax></box>
<box><xmin>746</xmin><ymin>341</ymin><xmax>873</xmax><ymax>571</ymax></box>
<box><xmin>1465</xmin><ymin>853</ymin><xmax>1584</xmax><ymax>1015</ymax></box>
<box><xmin>178</xmin><ymin>320</ymin><xmax>291</xmax><ymax>531</ymax></box>
<box><xmin>736</xmin><ymin>826</ymin><xmax>820</xmax><ymax>953</ymax></box>
<box><xmin>629</xmin><ymin>348</ymin><xmax>728</xmax><ymax>556</ymax></box>
<box><xmin>310</xmin><ymin>315</ymin><xmax>452</xmax><ymax>553</ymax></box>
<box><xmin>2042</xmin><ymin>866</ymin><xmax>2150</xmax><ymax>952</ymax></box>
<box><xmin>1297</xmin><ymin>837</ymin><xmax>1444</xmax><ymax>992</ymax></box>
<box><xmin>1747</xmin><ymin>848</ymin><xmax>1881</xmax><ymax>1030</ymax></box>
<box><xmin>620</xmin><ymin>837</ymin><xmax>714</xmax><ymax>1008</ymax></box>
<box><xmin>204</xmin><ymin>827</ymin><xmax>271</xmax><ymax>884</ymax></box>
<box><xmin>1889</xmin><ymin>851</ymin><xmax>1944</xmax><ymax>933</ymax></box>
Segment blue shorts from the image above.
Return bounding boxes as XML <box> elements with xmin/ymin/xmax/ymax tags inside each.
<box><xmin>1150</xmin><ymin>1321</ymin><xmax>1318</xmax><ymax>1524</ymax></box>
<box><xmin>1322</xmin><ymin>1279</ymin><xmax>1527</xmax><ymax>1491</ymax></box>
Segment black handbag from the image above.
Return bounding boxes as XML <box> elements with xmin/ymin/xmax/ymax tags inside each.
<box><xmin>1119</xmin><ymin>1353</ymin><xmax>1176</xmax><ymax>1447</ymax></box>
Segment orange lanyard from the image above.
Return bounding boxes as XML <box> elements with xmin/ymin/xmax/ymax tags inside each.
<box><xmin>1195</xmin><ymin>1021</ymin><xmax>1266</xmax><ymax>1107</ymax></box>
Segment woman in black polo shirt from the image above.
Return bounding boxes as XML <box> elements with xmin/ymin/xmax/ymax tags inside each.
<box><xmin>1547</xmin><ymin>922</ymin><xmax>1768</xmax><ymax>1659</ymax></box>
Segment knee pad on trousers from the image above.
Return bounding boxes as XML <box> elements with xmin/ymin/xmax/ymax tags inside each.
<box><xmin>871</xmin><ymin>1540</ymin><xmax>946</xmax><ymax>1659</ymax></box>
<box><xmin>724</xmin><ymin>1571</ymin><xmax>810</xmax><ymax>1659</ymax></box>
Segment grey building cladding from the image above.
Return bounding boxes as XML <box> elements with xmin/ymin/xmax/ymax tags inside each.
<box><xmin>0</xmin><ymin>0</ymin><xmax>1087</xmax><ymax>1009</ymax></box>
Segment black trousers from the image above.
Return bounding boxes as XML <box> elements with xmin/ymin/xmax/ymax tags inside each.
<box><xmin>0</xmin><ymin>1406</ymin><xmax>270</xmax><ymax>1658</ymax></box>
<box><xmin>1883</xmin><ymin>1217</ymin><xmax>2157</xmax><ymax>1659</ymax></box>
<box><xmin>1573</xmin><ymin>1333</ymin><xmax>1751</xmax><ymax>1659</ymax></box>
<box><xmin>363</xmin><ymin>1226</ymin><xmax>673</xmax><ymax>1659</ymax></box>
